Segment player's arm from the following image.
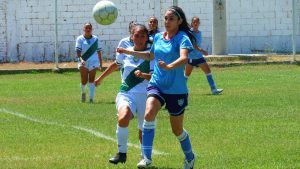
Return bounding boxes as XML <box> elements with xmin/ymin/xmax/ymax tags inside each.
<box><xmin>159</xmin><ymin>48</ymin><xmax>188</xmax><ymax>70</ymax></box>
<box><xmin>76</xmin><ymin>50</ymin><xmax>85</xmax><ymax>64</ymax></box>
<box><xmin>116</xmin><ymin>47</ymin><xmax>154</xmax><ymax>61</ymax></box>
<box><xmin>193</xmin><ymin>43</ymin><xmax>208</xmax><ymax>56</ymax></box>
<box><xmin>134</xmin><ymin>70</ymin><xmax>152</xmax><ymax>81</ymax></box>
<box><xmin>94</xmin><ymin>61</ymin><xmax>119</xmax><ymax>86</ymax></box>
<box><xmin>97</xmin><ymin>50</ymin><xmax>103</xmax><ymax>70</ymax></box>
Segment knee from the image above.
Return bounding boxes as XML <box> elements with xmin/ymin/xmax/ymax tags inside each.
<box><xmin>144</xmin><ymin>107</ymin><xmax>156</xmax><ymax>121</ymax></box>
<box><xmin>118</xmin><ymin>107</ymin><xmax>132</xmax><ymax>127</ymax></box>
<box><xmin>185</xmin><ymin>71</ymin><xmax>191</xmax><ymax>77</ymax></box>
<box><xmin>172</xmin><ymin>127</ymin><xmax>183</xmax><ymax>137</ymax></box>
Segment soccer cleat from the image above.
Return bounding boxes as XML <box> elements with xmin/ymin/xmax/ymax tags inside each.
<box><xmin>137</xmin><ymin>158</ymin><xmax>152</xmax><ymax>168</ymax></box>
<box><xmin>109</xmin><ymin>152</ymin><xmax>126</xmax><ymax>164</ymax></box>
<box><xmin>212</xmin><ymin>88</ymin><xmax>223</xmax><ymax>95</ymax></box>
<box><xmin>81</xmin><ymin>93</ymin><xmax>86</xmax><ymax>102</ymax></box>
<box><xmin>184</xmin><ymin>157</ymin><xmax>195</xmax><ymax>169</ymax></box>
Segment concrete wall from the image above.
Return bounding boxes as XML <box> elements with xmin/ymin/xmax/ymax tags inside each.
<box><xmin>0</xmin><ymin>0</ymin><xmax>299</xmax><ymax>63</ymax></box>
<box><xmin>0</xmin><ymin>0</ymin><xmax>7</xmax><ymax>62</ymax></box>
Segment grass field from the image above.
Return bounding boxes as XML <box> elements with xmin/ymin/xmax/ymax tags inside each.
<box><xmin>0</xmin><ymin>64</ymin><xmax>299</xmax><ymax>169</ymax></box>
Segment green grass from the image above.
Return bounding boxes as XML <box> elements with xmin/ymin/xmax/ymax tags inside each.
<box><xmin>0</xmin><ymin>64</ymin><xmax>299</xmax><ymax>169</ymax></box>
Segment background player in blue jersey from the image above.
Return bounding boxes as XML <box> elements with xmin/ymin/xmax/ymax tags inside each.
<box><xmin>117</xmin><ymin>6</ymin><xmax>196</xmax><ymax>169</ymax></box>
<box><xmin>148</xmin><ymin>16</ymin><xmax>159</xmax><ymax>43</ymax></box>
<box><xmin>95</xmin><ymin>24</ymin><xmax>154</xmax><ymax>165</ymax></box>
<box><xmin>185</xmin><ymin>16</ymin><xmax>223</xmax><ymax>95</ymax></box>
<box><xmin>75</xmin><ymin>23</ymin><xmax>102</xmax><ymax>103</ymax></box>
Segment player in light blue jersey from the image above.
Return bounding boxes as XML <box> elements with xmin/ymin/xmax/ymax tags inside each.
<box><xmin>185</xmin><ymin>16</ymin><xmax>223</xmax><ymax>95</ymax></box>
<box><xmin>95</xmin><ymin>24</ymin><xmax>154</xmax><ymax>165</ymax></box>
<box><xmin>117</xmin><ymin>6</ymin><xmax>196</xmax><ymax>169</ymax></box>
<box><xmin>75</xmin><ymin>23</ymin><xmax>102</xmax><ymax>103</ymax></box>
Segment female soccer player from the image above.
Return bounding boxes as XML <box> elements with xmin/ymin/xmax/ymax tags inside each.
<box><xmin>148</xmin><ymin>16</ymin><xmax>159</xmax><ymax>43</ymax></box>
<box><xmin>185</xmin><ymin>16</ymin><xmax>223</xmax><ymax>95</ymax></box>
<box><xmin>75</xmin><ymin>23</ymin><xmax>102</xmax><ymax>103</ymax></box>
<box><xmin>95</xmin><ymin>24</ymin><xmax>153</xmax><ymax>165</ymax></box>
<box><xmin>117</xmin><ymin>6</ymin><xmax>196</xmax><ymax>169</ymax></box>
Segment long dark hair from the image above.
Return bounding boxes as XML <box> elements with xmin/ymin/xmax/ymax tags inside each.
<box><xmin>167</xmin><ymin>6</ymin><xmax>196</xmax><ymax>44</ymax></box>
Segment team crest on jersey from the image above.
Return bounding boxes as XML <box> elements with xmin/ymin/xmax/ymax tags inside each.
<box><xmin>133</xmin><ymin>57</ymin><xmax>139</xmax><ymax>63</ymax></box>
<box><xmin>177</xmin><ymin>99</ymin><xmax>184</xmax><ymax>107</ymax></box>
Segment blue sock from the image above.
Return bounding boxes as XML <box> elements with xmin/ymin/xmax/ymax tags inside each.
<box><xmin>142</xmin><ymin>120</ymin><xmax>156</xmax><ymax>160</ymax></box>
<box><xmin>177</xmin><ymin>130</ymin><xmax>194</xmax><ymax>161</ymax></box>
<box><xmin>206</xmin><ymin>73</ymin><xmax>216</xmax><ymax>90</ymax></box>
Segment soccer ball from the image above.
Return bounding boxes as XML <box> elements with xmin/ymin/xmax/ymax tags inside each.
<box><xmin>92</xmin><ymin>1</ymin><xmax>118</xmax><ymax>25</ymax></box>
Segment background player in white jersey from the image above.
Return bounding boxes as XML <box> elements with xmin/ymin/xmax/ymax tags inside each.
<box><xmin>94</xmin><ymin>24</ymin><xmax>154</xmax><ymax>165</ymax></box>
<box><xmin>75</xmin><ymin>23</ymin><xmax>102</xmax><ymax>103</ymax></box>
<box><xmin>185</xmin><ymin>16</ymin><xmax>223</xmax><ymax>95</ymax></box>
<box><xmin>117</xmin><ymin>21</ymin><xmax>136</xmax><ymax>49</ymax></box>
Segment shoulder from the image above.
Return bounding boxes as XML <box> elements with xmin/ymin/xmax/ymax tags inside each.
<box><xmin>153</xmin><ymin>32</ymin><xmax>163</xmax><ymax>41</ymax></box>
<box><xmin>76</xmin><ymin>35</ymin><xmax>84</xmax><ymax>41</ymax></box>
<box><xmin>174</xmin><ymin>31</ymin><xmax>190</xmax><ymax>41</ymax></box>
<box><xmin>120</xmin><ymin>36</ymin><xmax>130</xmax><ymax>42</ymax></box>
<box><xmin>92</xmin><ymin>35</ymin><xmax>99</xmax><ymax>40</ymax></box>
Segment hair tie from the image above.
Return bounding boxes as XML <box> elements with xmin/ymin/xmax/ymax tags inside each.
<box><xmin>168</xmin><ymin>8</ymin><xmax>182</xmax><ymax>20</ymax></box>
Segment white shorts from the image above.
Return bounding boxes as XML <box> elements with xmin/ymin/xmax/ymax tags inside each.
<box><xmin>78</xmin><ymin>60</ymin><xmax>100</xmax><ymax>71</ymax></box>
<box><xmin>116</xmin><ymin>92</ymin><xmax>147</xmax><ymax>129</ymax></box>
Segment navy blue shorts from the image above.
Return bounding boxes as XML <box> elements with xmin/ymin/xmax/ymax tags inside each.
<box><xmin>147</xmin><ymin>86</ymin><xmax>188</xmax><ymax>116</ymax></box>
<box><xmin>188</xmin><ymin>58</ymin><xmax>206</xmax><ymax>66</ymax></box>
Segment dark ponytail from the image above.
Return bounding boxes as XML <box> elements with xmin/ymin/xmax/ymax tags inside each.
<box><xmin>167</xmin><ymin>6</ymin><xmax>196</xmax><ymax>44</ymax></box>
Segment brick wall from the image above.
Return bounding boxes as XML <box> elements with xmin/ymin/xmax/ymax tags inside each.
<box><xmin>0</xmin><ymin>0</ymin><xmax>7</xmax><ymax>62</ymax></box>
<box><xmin>0</xmin><ymin>0</ymin><xmax>299</xmax><ymax>63</ymax></box>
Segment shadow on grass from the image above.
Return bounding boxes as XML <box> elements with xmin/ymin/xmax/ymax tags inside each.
<box><xmin>147</xmin><ymin>167</ymin><xmax>180</xmax><ymax>169</ymax></box>
<box><xmin>93</xmin><ymin>101</ymin><xmax>115</xmax><ymax>105</ymax></box>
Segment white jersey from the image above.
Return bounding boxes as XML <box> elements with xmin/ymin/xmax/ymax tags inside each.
<box><xmin>116</xmin><ymin>47</ymin><xmax>154</xmax><ymax>93</ymax></box>
<box><xmin>75</xmin><ymin>35</ymin><xmax>101</xmax><ymax>62</ymax></box>
<box><xmin>117</xmin><ymin>37</ymin><xmax>134</xmax><ymax>49</ymax></box>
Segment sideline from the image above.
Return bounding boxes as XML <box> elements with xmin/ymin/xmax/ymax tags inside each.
<box><xmin>0</xmin><ymin>108</ymin><xmax>167</xmax><ymax>156</ymax></box>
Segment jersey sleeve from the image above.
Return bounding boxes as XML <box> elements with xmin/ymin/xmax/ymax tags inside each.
<box><xmin>115</xmin><ymin>53</ymin><xmax>125</xmax><ymax>65</ymax></box>
<box><xmin>180</xmin><ymin>33</ymin><xmax>194</xmax><ymax>52</ymax></box>
<box><xmin>75</xmin><ymin>36</ymin><xmax>82</xmax><ymax>52</ymax></box>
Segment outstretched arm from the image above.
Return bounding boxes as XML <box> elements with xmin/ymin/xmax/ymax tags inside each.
<box><xmin>116</xmin><ymin>48</ymin><xmax>154</xmax><ymax>61</ymax></box>
<box><xmin>193</xmin><ymin>44</ymin><xmax>208</xmax><ymax>56</ymax></box>
<box><xmin>158</xmin><ymin>48</ymin><xmax>189</xmax><ymax>70</ymax></box>
<box><xmin>94</xmin><ymin>61</ymin><xmax>119</xmax><ymax>86</ymax></box>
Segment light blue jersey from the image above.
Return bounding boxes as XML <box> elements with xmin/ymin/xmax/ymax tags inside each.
<box><xmin>149</xmin><ymin>31</ymin><xmax>193</xmax><ymax>94</ymax></box>
<box><xmin>189</xmin><ymin>30</ymin><xmax>203</xmax><ymax>59</ymax></box>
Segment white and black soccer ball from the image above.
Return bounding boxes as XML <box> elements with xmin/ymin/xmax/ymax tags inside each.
<box><xmin>92</xmin><ymin>1</ymin><xmax>118</xmax><ymax>25</ymax></box>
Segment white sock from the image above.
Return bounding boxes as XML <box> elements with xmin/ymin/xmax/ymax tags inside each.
<box><xmin>89</xmin><ymin>83</ymin><xmax>95</xmax><ymax>100</ymax></box>
<box><xmin>81</xmin><ymin>84</ymin><xmax>86</xmax><ymax>94</ymax></box>
<box><xmin>116</xmin><ymin>125</ymin><xmax>128</xmax><ymax>153</ymax></box>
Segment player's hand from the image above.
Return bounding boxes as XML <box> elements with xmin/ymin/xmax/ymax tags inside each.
<box><xmin>134</xmin><ymin>70</ymin><xmax>143</xmax><ymax>78</ymax></box>
<box><xmin>94</xmin><ymin>78</ymin><xmax>102</xmax><ymax>87</ymax></box>
<box><xmin>116</xmin><ymin>47</ymin><xmax>126</xmax><ymax>54</ymax></box>
<box><xmin>202</xmin><ymin>50</ymin><xmax>209</xmax><ymax>56</ymax></box>
<box><xmin>158</xmin><ymin>59</ymin><xmax>171</xmax><ymax>70</ymax></box>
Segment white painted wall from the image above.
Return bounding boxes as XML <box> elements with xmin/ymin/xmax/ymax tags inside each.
<box><xmin>0</xmin><ymin>0</ymin><xmax>7</xmax><ymax>62</ymax></box>
<box><xmin>0</xmin><ymin>0</ymin><xmax>299</xmax><ymax>62</ymax></box>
